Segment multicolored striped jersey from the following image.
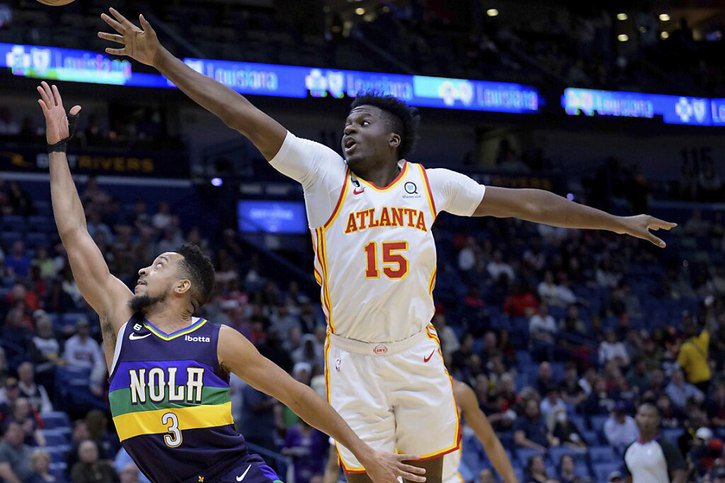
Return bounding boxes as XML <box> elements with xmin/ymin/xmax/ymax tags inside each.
<box><xmin>108</xmin><ymin>317</ymin><xmax>248</xmax><ymax>483</ymax></box>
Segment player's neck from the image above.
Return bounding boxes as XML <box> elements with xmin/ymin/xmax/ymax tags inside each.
<box><xmin>144</xmin><ymin>303</ymin><xmax>194</xmax><ymax>332</ymax></box>
<box><xmin>353</xmin><ymin>160</ymin><xmax>401</xmax><ymax>187</ymax></box>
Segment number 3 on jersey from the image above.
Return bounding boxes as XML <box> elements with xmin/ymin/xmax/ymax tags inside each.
<box><xmin>364</xmin><ymin>241</ymin><xmax>409</xmax><ymax>279</ymax></box>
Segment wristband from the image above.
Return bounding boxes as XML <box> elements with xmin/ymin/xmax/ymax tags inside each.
<box><xmin>46</xmin><ymin>112</ymin><xmax>80</xmax><ymax>154</ymax></box>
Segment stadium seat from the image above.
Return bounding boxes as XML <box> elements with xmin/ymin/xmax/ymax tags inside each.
<box><xmin>41</xmin><ymin>411</ymin><xmax>71</xmax><ymax>429</ymax></box>
<box><xmin>515</xmin><ymin>447</ymin><xmax>545</xmax><ymax>467</ymax></box>
<box><xmin>41</xmin><ymin>429</ymin><xmax>70</xmax><ymax>446</ymax></box>
<box><xmin>593</xmin><ymin>462</ymin><xmax>623</xmax><ymax>481</ymax></box>
<box><xmin>588</xmin><ymin>445</ymin><xmax>616</xmax><ymax>464</ymax></box>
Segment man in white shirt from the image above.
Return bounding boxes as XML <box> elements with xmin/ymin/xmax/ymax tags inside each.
<box><xmin>99</xmin><ymin>11</ymin><xmax>677</xmax><ymax>482</ymax></box>
<box><xmin>665</xmin><ymin>368</ymin><xmax>705</xmax><ymax>410</ymax></box>
<box><xmin>63</xmin><ymin>317</ymin><xmax>106</xmax><ymax>396</ymax></box>
<box><xmin>604</xmin><ymin>402</ymin><xmax>639</xmax><ymax>450</ymax></box>
<box><xmin>623</xmin><ymin>403</ymin><xmax>686</xmax><ymax>483</ymax></box>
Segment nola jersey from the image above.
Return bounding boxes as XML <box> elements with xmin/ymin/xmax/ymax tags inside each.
<box><xmin>108</xmin><ymin>317</ymin><xmax>247</xmax><ymax>483</ymax></box>
<box><xmin>271</xmin><ymin>132</ymin><xmax>485</xmax><ymax>342</ymax></box>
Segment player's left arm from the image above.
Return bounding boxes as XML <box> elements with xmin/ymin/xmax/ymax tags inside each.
<box><xmin>217</xmin><ymin>326</ymin><xmax>425</xmax><ymax>483</ymax></box>
<box><xmin>473</xmin><ymin>186</ymin><xmax>676</xmax><ymax>248</ymax></box>
<box><xmin>454</xmin><ymin>381</ymin><xmax>517</xmax><ymax>483</ymax></box>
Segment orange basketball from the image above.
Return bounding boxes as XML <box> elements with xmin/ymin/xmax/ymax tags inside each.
<box><xmin>36</xmin><ymin>0</ymin><xmax>76</xmax><ymax>5</ymax></box>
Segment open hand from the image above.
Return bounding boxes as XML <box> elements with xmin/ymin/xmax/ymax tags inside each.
<box><xmin>360</xmin><ymin>450</ymin><xmax>426</xmax><ymax>483</ymax></box>
<box><xmin>99</xmin><ymin>8</ymin><xmax>162</xmax><ymax>67</ymax></box>
<box><xmin>36</xmin><ymin>81</ymin><xmax>81</xmax><ymax>145</ymax></box>
<box><xmin>616</xmin><ymin>215</ymin><xmax>677</xmax><ymax>248</ymax></box>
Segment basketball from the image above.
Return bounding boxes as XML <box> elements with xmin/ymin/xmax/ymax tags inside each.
<box><xmin>36</xmin><ymin>0</ymin><xmax>76</xmax><ymax>5</ymax></box>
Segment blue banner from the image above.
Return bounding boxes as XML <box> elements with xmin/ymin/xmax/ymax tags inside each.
<box><xmin>0</xmin><ymin>42</ymin><xmax>540</xmax><ymax>114</ymax></box>
<box><xmin>563</xmin><ymin>88</ymin><xmax>715</xmax><ymax>126</ymax></box>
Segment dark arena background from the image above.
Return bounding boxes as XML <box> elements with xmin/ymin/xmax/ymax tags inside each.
<box><xmin>0</xmin><ymin>0</ymin><xmax>723</xmax><ymax>482</ymax></box>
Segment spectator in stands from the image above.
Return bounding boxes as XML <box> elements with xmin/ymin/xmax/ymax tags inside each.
<box><xmin>282</xmin><ymin>419</ymin><xmax>328</xmax><ymax>483</ymax></box>
<box><xmin>7</xmin><ymin>180</ymin><xmax>34</xmax><ymax>216</ymax></box>
<box><xmin>529</xmin><ymin>304</ymin><xmax>557</xmax><ymax>361</ymax></box>
<box><xmin>551</xmin><ymin>407</ymin><xmax>587</xmax><ymax>450</ymax></box>
<box><xmin>80</xmin><ymin>176</ymin><xmax>111</xmax><ymax>211</ymax></box>
<box><xmin>0</xmin><ymin>377</ymin><xmax>20</xmax><ymax>419</ymax></box>
<box><xmin>70</xmin><ymin>440</ymin><xmax>118</xmax><ymax>483</ymax></box>
<box><xmin>677</xmin><ymin>318</ymin><xmax>712</xmax><ymax>395</ymax></box>
<box><xmin>26</xmin><ymin>449</ymin><xmax>56</xmax><ymax>483</ymax></box>
<box><xmin>540</xmin><ymin>387</ymin><xmax>566</xmax><ymax>422</ymax></box>
<box><xmin>536</xmin><ymin>271</ymin><xmax>561</xmax><ymax>306</ymax></box>
<box><xmin>63</xmin><ymin>317</ymin><xmax>106</xmax><ymax>398</ymax></box>
<box><xmin>7</xmin><ymin>281</ymin><xmax>40</xmax><ymax>314</ymax></box>
<box><xmin>514</xmin><ymin>398</ymin><xmax>558</xmax><ymax>451</ymax></box>
<box><xmin>29</xmin><ymin>312</ymin><xmax>64</xmax><ymax>391</ymax></box>
<box><xmin>17</xmin><ymin>362</ymin><xmax>52</xmax><ymax>414</ymax></box>
<box><xmin>707</xmin><ymin>381</ymin><xmax>725</xmax><ymax>428</ymax></box>
<box><xmin>291</xmin><ymin>334</ymin><xmax>324</xmax><ymax>374</ymax></box>
<box><xmin>560</xmin><ymin>363</ymin><xmax>586</xmax><ymax>407</ymax></box>
<box><xmin>4</xmin><ymin>241</ymin><xmax>31</xmax><ymax>280</ymax></box>
<box><xmin>558</xmin><ymin>453</ymin><xmax>584</xmax><ymax>483</ymax></box>
<box><xmin>487</xmin><ymin>250</ymin><xmax>515</xmax><ymax>283</ymax></box>
<box><xmin>66</xmin><ymin>420</ymin><xmax>90</xmax><ymax>473</ymax></box>
<box><xmin>239</xmin><ymin>383</ymin><xmax>279</xmax><ymax>454</ymax></box>
<box><xmin>151</xmin><ymin>201</ymin><xmax>173</xmax><ymax>231</ymax></box>
<box><xmin>666</xmin><ymin>368</ymin><xmax>705</xmax><ymax>410</ymax></box>
<box><xmin>656</xmin><ymin>394</ymin><xmax>683</xmax><ymax>429</ymax></box>
<box><xmin>86</xmin><ymin>409</ymin><xmax>120</xmax><ymax>461</ymax></box>
<box><xmin>559</xmin><ymin>304</ymin><xmax>587</xmax><ymax>340</ymax></box>
<box><xmin>623</xmin><ymin>403</ymin><xmax>686</xmax><ymax>483</ymax></box>
<box><xmin>6</xmin><ymin>397</ymin><xmax>45</xmax><ymax>446</ymax></box>
<box><xmin>604</xmin><ymin>401</ymin><xmax>639</xmax><ymax>450</ymax></box>
<box><xmin>524</xmin><ymin>454</ymin><xmax>550</xmax><ymax>482</ymax></box>
<box><xmin>535</xmin><ymin>361</ymin><xmax>558</xmax><ymax>395</ymax></box>
<box><xmin>0</xmin><ymin>348</ymin><xmax>6</xmax><ymax>388</ymax></box>
<box><xmin>115</xmin><ymin>448</ymin><xmax>150</xmax><ymax>483</ymax></box>
<box><xmin>599</xmin><ymin>328</ymin><xmax>630</xmax><ymax>368</ymax></box>
<box><xmin>119</xmin><ymin>462</ymin><xmax>141</xmax><ymax>483</ymax></box>
<box><xmin>432</xmin><ymin>312</ymin><xmax>460</xmax><ymax>356</ymax></box>
<box><xmin>0</xmin><ymin>420</ymin><xmax>34</xmax><ymax>482</ymax></box>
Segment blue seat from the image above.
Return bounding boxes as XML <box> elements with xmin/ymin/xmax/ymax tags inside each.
<box><xmin>26</xmin><ymin>231</ymin><xmax>49</xmax><ymax>246</ymax></box>
<box><xmin>516</xmin><ymin>447</ymin><xmax>545</xmax><ymax>466</ymax></box>
<box><xmin>40</xmin><ymin>411</ymin><xmax>70</xmax><ymax>429</ymax></box>
<box><xmin>1</xmin><ymin>215</ymin><xmax>25</xmax><ymax>230</ymax></box>
<box><xmin>662</xmin><ymin>428</ymin><xmax>682</xmax><ymax>443</ymax></box>
<box><xmin>41</xmin><ymin>429</ymin><xmax>69</xmax><ymax>446</ymax></box>
<box><xmin>0</xmin><ymin>231</ymin><xmax>23</xmax><ymax>245</ymax></box>
<box><xmin>588</xmin><ymin>414</ymin><xmax>608</xmax><ymax>432</ymax></box>
<box><xmin>45</xmin><ymin>444</ymin><xmax>71</xmax><ymax>463</ymax></box>
<box><xmin>593</xmin><ymin>462</ymin><xmax>623</xmax><ymax>481</ymax></box>
<box><xmin>588</xmin><ymin>445</ymin><xmax>616</xmax><ymax>464</ymax></box>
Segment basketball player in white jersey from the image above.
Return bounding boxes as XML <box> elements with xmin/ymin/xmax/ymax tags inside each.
<box><xmin>99</xmin><ymin>9</ymin><xmax>676</xmax><ymax>483</ymax></box>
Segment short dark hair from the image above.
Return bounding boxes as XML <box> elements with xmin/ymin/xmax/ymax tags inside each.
<box><xmin>350</xmin><ymin>93</ymin><xmax>420</xmax><ymax>159</ymax></box>
<box><xmin>175</xmin><ymin>244</ymin><xmax>215</xmax><ymax>311</ymax></box>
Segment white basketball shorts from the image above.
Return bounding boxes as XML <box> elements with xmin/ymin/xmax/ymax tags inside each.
<box><xmin>324</xmin><ymin>325</ymin><xmax>460</xmax><ymax>473</ymax></box>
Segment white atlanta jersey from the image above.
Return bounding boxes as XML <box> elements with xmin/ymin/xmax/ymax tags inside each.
<box><xmin>270</xmin><ymin>132</ymin><xmax>485</xmax><ymax>343</ymax></box>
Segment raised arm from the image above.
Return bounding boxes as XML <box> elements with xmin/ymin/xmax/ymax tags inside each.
<box><xmin>217</xmin><ymin>326</ymin><xmax>425</xmax><ymax>483</ymax></box>
<box><xmin>474</xmin><ymin>186</ymin><xmax>677</xmax><ymax>248</ymax></box>
<box><xmin>98</xmin><ymin>8</ymin><xmax>286</xmax><ymax>161</ymax></box>
<box><xmin>37</xmin><ymin>82</ymin><xmax>133</xmax><ymax>362</ymax></box>
<box><xmin>454</xmin><ymin>381</ymin><xmax>517</xmax><ymax>483</ymax></box>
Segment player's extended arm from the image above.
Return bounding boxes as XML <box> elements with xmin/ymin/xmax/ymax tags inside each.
<box><xmin>37</xmin><ymin>82</ymin><xmax>133</xmax><ymax>352</ymax></box>
<box><xmin>217</xmin><ymin>326</ymin><xmax>425</xmax><ymax>483</ymax></box>
<box><xmin>98</xmin><ymin>8</ymin><xmax>286</xmax><ymax>161</ymax></box>
<box><xmin>455</xmin><ymin>381</ymin><xmax>517</xmax><ymax>483</ymax></box>
<box><xmin>474</xmin><ymin>186</ymin><xmax>676</xmax><ymax>248</ymax></box>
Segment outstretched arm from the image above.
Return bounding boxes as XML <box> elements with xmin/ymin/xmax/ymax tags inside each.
<box><xmin>98</xmin><ymin>8</ymin><xmax>286</xmax><ymax>160</ymax></box>
<box><xmin>218</xmin><ymin>326</ymin><xmax>425</xmax><ymax>483</ymax></box>
<box><xmin>37</xmin><ymin>82</ymin><xmax>133</xmax><ymax>364</ymax></box>
<box><xmin>474</xmin><ymin>187</ymin><xmax>676</xmax><ymax>248</ymax></box>
<box><xmin>454</xmin><ymin>381</ymin><xmax>517</xmax><ymax>483</ymax></box>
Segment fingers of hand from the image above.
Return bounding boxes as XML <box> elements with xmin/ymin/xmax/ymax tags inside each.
<box><xmin>39</xmin><ymin>81</ymin><xmax>54</xmax><ymax>106</ymax></box>
<box><xmin>105</xmin><ymin>48</ymin><xmax>127</xmax><ymax>56</ymax></box>
<box><xmin>36</xmin><ymin>84</ymin><xmax>52</xmax><ymax>107</ymax></box>
<box><xmin>37</xmin><ymin>99</ymin><xmax>48</xmax><ymax>114</ymax></box>
<box><xmin>51</xmin><ymin>84</ymin><xmax>63</xmax><ymax>108</ymax></box>
<box><xmin>648</xmin><ymin>233</ymin><xmax>666</xmax><ymax>248</ymax></box>
<box><xmin>398</xmin><ymin>464</ymin><xmax>425</xmax><ymax>475</ymax></box>
<box><xmin>69</xmin><ymin>105</ymin><xmax>82</xmax><ymax>116</ymax></box>
<box><xmin>400</xmin><ymin>472</ymin><xmax>426</xmax><ymax>483</ymax></box>
<box><xmin>98</xmin><ymin>32</ymin><xmax>125</xmax><ymax>44</ymax></box>
<box><xmin>100</xmin><ymin>13</ymin><xmax>124</xmax><ymax>34</ymax></box>
<box><xmin>138</xmin><ymin>14</ymin><xmax>153</xmax><ymax>32</ymax></box>
<box><xmin>109</xmin><ymin>7</ymin><xmax>137</xmax><ymax>30</ymax></box>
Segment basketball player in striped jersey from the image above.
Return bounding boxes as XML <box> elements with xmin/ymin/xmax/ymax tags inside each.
<box><xmin>98</xmin><ymin>9</ymin><xmax>676</xmax><ymax>483</ymax></box>
<box><xmin>37</xmin><ymin>82</ymin><xmax>425</xmax><ymax>483</ymax></box>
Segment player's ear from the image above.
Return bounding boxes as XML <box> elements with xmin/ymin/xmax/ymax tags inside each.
<box><xmin>389</xmin><ymin>133</ymin><xmax>401</xmax><ymax>149</ymax></box>
<box><xmin>176</xmin><ymin>279</ymin><xmax>191</xmax><ymax>295</ymax></box>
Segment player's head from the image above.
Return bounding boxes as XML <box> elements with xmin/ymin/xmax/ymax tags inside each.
<box><xmin>130</xmin><ymin>244</ymin><xmax>215</xmax><ymax>315</ymax></box>
<box><xmin>635</xmin><ymin>402</ymin><xmax>660</xmax><ymax>436</ymax></box>
<box><xmin>344</xmin><ymin>93</ymin><xmax>420</xmax><ymax>167</ymax></box>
